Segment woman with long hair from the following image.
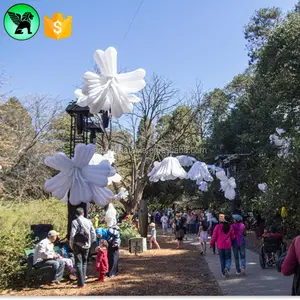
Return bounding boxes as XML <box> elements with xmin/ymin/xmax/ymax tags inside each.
<box><xmin>210</xmin><ymin>215</ymin><xmax>235</xmax><ymax>277</ymax></box>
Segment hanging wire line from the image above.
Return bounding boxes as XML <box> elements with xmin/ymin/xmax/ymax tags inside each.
<box><xmin>123</xmin><ymin>0</ymin><xmax>145</xmax><ymax>41</ymax></box>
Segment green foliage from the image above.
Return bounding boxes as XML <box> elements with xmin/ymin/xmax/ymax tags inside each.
<box><xmin>0</xmin><ymin>199</ymin><xmax>67</xmax><ymax>289</ymax></box>
<box><xmin>118</xmin><ymin>219</ymin><xmax>140</xmax><ymax>247</ymax></box>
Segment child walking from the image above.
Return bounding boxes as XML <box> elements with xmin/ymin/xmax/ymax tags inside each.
<box><xmin>149</xmin><ymin>223</ymin><xmax>161</xmax><ymax>249</ymax></box>
<box><xmin>198</xmin><ymin>225</ymin><xmax>208</xmax><ymax>255</ymax></box>
<box><xmin>95</xmin><ymin>240</ymin><xmax>109</xmax><ymax>282</ymax></box>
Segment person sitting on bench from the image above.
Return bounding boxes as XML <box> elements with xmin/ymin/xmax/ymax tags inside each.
<box><xmin>33</xmin><ymin>230</ymin><xmax>65</xmax><ymax>285</ymax></box>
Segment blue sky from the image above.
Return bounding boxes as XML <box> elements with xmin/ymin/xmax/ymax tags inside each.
<box><xmin>0</xmin><ymin>0</ymin><xmax>297</xmax><ymax>106</ymax></box>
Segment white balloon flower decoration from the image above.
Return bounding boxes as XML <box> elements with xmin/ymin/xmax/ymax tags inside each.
<box><xmin>176</xmin><ymin>155</ymin><xmax>197</xmax><ymax>167</ymax></box>
<box><xmin>116</xmin><ymin>187</ymin><xmax>129</xmax><ymax>200</ymax></box>
<box><xmin>44</xmin><ymin>144</ymin><xmax>116</xmax><ymax>206</ymax></box>
<box><xmin>197</xmin><ymin>181</ymin><xmax>208</xmax><ymax>192</ymax></box>
<box><xmin>258</xmin><ymin>183</ymin><xmax>267</xmax><ymax>193</ymax></box>
<box><xmin>89</xmin><ymin>153</ymin><xmax>122</xmax><ymax>185</ymax></box>
<box><xmin>75</xmin><ymin>47</ymin><xmax>146</xmax><ymax>118</ymax></box>
<box><xmin>187</xmin><ymin>161</ymin><xmax>214</xmax><ymax>182</ymax></box>
<box><xmin>216</xmin><ymin>170</ymin><xmax>236</xmax><ymax>200</ymax></box>
<box><xmin>148</xmin><ymin>157</ymin><xmax>187</xmax><ymax>182</ymax></box>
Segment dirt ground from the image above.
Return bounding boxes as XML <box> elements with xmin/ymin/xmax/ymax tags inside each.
<box><xmin>2</xmin><ymin>234</ymin><xmax>221</xmax><ymax>296</ymax></box>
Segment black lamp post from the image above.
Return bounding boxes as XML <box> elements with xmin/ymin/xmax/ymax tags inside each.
<box><xmin>65</xmin><ymin>101</ymin><xmax>109</xmax><ymax>238</ymax></box>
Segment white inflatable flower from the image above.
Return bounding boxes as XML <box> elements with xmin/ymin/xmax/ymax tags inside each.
<box><xmin>149</xmin><ymin>157</ymin><xmax>187</xmax><ymax>182</ymax></box>
<box><xmin>44</xmin><ymin>144</ymin><xmax>116</xmax><ymax>206</ymax></box>
<box><xmin>105</xmin><ymin>203</ymin><xmax>117</xmax><ymax>226</ymax></box>
<box><xmin>197</xmin><ymin>181</ymin><xmax>208</xmax><ymax>192</ymax></box>
<box><xmin>89</xmin><ymin>152</ymin><xmax>121</xmax><ymax>185</ymax></box>
<box><xmin>176</xmin><ymin>155</ymin><xmax>197</xmax><ymax>167</ymax></box>
<box><xmin>258</xmin><ymin>183</ymin><xmax>267</xmax><ymax>193</ymax></box>
<box><xmin>116</xmin><ymin>187</ymin><xmax>129</xmax><ymax>200</ymax></box>
<box><xmin>147</xmin><ymin>161</ymin><xmax>161</xmax><ymax>181</ymax></box>
<box><xmin>207</xmin><ymin>164</ymin><xmax>223</xmax><ymax>174</ymax></box>
<box><xmin>75</xmin><ymin>47</ymin><xmax>146</xmax><ymax>118</ymax></box>
<box><xmin>216</xmin><ymin>170</ymin><xmax>236</xmax><ymax>200</ymax></box>
<box><xmin>187</xmin><ymin>161</ymin><xmax>213</xmax><ymax>182</ymax></box>
<box><xmin>269</xmin><ymin>129</ymin><xmax>291</xmax><ymax>158</ymax></box>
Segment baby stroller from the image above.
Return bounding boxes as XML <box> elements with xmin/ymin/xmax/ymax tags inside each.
<box><xmin>259</xmin><ymin>236</ymin><xmax>285</xmax><ymax>268</ymax></box>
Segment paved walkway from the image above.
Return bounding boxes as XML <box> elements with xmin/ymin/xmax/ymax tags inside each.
<box><xmin>187</xmin><ymin>236</ymin><xmax>293</xmax><ymax>296</ymax></box>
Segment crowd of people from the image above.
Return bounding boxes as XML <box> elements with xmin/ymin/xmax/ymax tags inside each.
<box><xmin>33</xmin><ymin>207</ymin><xmax>121</xmax><ymax>288</ymax></box>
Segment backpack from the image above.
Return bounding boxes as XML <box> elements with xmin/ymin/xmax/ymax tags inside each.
<box><xmin>74</xmin><ymin>218</ymin><xmax>89</xmax><ymax>245</ymax></box>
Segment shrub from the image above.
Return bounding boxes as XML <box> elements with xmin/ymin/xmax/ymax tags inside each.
<box><xmin>118</xmin><ymin>219</ymin><xmax>140</xmax><ymax>247</ymax></box>
<box><xmin>0</xmin><ymin>198</ymin><xmax>67</xmax><ymax>289</ymax></box>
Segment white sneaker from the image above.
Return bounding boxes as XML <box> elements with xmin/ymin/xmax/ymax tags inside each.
<box><xmin>236</xmin><ymin>271</ymin><xmax>242</xmax><ymax>275</ymax></box>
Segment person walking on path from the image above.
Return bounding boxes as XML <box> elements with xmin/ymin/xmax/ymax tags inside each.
<box><xmin>70</xmin><ymin>207</ymin><xmax>96</xmax><ymax>288</ymax></box>
<box><xmin>149</xmin><ymin>223</ymin><xmax>161</xmax><ymax>249</ymax></box>
<box><xmin>209</xmin><ymin>213</ymin><xmax>218</xmax><ymax>254</ymax></box>
<box><xmin>210</xmin><ymin>215</ymin><xmax>235</xmax><ymax>278</ymax></box>
<box><xmin>173</xmin><ymin>213</ymin><xmax>185</xmax><ymax>249</ymax></box>
<box><xmin>106</xmin><ymin>219</ymin><xmax>121</xmax><ymax>278</ymax></box>
<box><xmin>281</xmin><ymin>235</ymin><xmax>300</xmax><ymax>295</ymax></box>
<box><xmin>160</xmin><ymin>214</ymin><xmax>169</xmax><ymax>235</ymax></box>
<box><xmin>231</xmin><ymin>214</ymin><xmax>246</xmax><ymax>275</ymax></box>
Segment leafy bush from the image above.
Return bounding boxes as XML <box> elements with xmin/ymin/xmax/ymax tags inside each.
<box><xmin>118</xmin><ymin>219</ymin><xmax>140</xmax><ymax>247</ymax></box>
<box><xmin>0</xmin><ymin>199</ymin><xmax>67</xmax><ymax>289</ymax></box>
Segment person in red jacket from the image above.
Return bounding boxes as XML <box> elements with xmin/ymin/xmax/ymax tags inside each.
<box><xmin>210</xmin><ymin>215</ymin><xmax>235</xmax><ymax>278</ymax></box>
<box><xmin>95</xmin><ymin>240</ymin><xmax>109</xmax><ymax>282</ymax></box>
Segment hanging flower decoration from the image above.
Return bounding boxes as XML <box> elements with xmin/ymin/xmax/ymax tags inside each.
<box><xmin>216</xmin><ymin>170</ymin><xmax>236</xmax><ymax>200</ymax></box>
<box><xmin>258</xmin><ymin>183</ymin><xmax>267</xmax><ymax>193</ymax></box>
<box><xmin>75</xmin><ymin>47</ymin><xmax>146</xmax><ymax>118</ymax></box>
<box><xmin>148</xmin><ymin>157</ymin><xmax>187</xmax><ymax>182</ymax></box>
<box><xmin>44</xmin><ymin>144</ymin><xmax>116</xmax><ymax>206</ymax></box>
<box><xmin>105</xmin><ymin>203</ymin><xmax>117</xmax><ymax>226</ymax></box>
<box><xmin>187</xmin><ymin>161</ymin><xmax>213</xmax><ymax>182</ymax></box>
<box><xmin>197</xmin><ymin>181</ymin><xmax>208</xmax><ymax>192</ymax></box>
<box><xmin>115</xmin><ymin>187</ymin><xmax>129</xmax><ymax>200</ymax></box>
<box><xmin>89</xmin><ymin>152</ymin><xmax>122</xmax><ymax>185</ymax></box>
<box><xmin>147</xmin><ymin>161</ymin><xmax>161</xmax><ymax>181</ymax></box>
<box><xmin>269</xmin><ymin>128</ymin><xmax>291</xmax><ymax>158</ymax></box>
<box><xmin>206</xmin><ymin>164</ymin><xmax>223</xmax><ymax>174</ymax></box>
<box><xmin>176</xmin><ymin>155</ymin><xmax>197</xmax><ymax>167</ymax></box>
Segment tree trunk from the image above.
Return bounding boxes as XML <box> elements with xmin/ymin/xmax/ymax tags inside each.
<box><xmin>139</xmin><ymin>199</ymin><xmax>148</xmax><ymax>238</ymax></box>
<box><xmin>67</xmin><ymin>201</ymin><xmax>87</xmax><ymax>240</ymax></box>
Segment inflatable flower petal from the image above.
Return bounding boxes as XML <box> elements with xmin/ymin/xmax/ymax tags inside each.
<box><xmin>149</xmin><ymin>157</ymin><xmax>187</xmax><ymax>182</ymax></box>
<box><xmin>75</xmin><ymin>47</ymin><xmax>146</xmax><ymax>118</ymax></box>
<box><xmin>187</xmin><ymin>161</ymin><xmax>213</xmax><ymax>182</ymax></box>
<box><xmin>116</xmin><ymin>187</ymin><xmax>129</xmax><ymax>200</ymax></box>
<box><xmin>44</xmin><ymin>144</ymin><xmax>115</xmax><ymax>206</ymax></box>
<box><xmin>197</xmin><ymin>181</ymin><xmax>208</xmax><ymax>192</ymax></box>
<box><xmin>176</xmin><ymin>155</ymin><xmax>197</xmax><ymax>167</ymax></box>
<box><xmin>258</xmin><ymin>183</ymin><xmax>267</xmax><ymax>193</ymax></box>
<box><xmin>220</xmin><ymin>177</ymin><xmax>236</xmax><ymax>200</ymax></box>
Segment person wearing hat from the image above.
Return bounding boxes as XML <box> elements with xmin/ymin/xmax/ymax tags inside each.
<box><xmin>231</xmin><ymin>214</ymin><xmax>246</xmax><ymax>275</ymax></box>
<box><xmin>69</xmin><ymin>207</ymin><xmax>96</xmax><ymax>288</ymax></box>
<box><xmin>33</xmin><ymin>230</ymin><xmax>65</xmax><ymax>285</ymax></box>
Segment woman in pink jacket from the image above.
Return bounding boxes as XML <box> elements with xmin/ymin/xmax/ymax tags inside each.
<box><xmin>210</xmin><ymin>215</ymin><xmax>235</xmax><ymax>277</ymax></box>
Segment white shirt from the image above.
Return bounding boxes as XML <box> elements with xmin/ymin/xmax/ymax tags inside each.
<box><xmin>33</xmin><ymin>238</ymin><xmax>55</xmax><ymax>265</ymax></box>
<box><xmin>161</xmin><ymin>216</ymin><xmax>168</xmax><ymax>224</ymax></box>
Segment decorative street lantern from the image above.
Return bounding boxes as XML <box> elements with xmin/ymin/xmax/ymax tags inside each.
<box><xmin>65</xmin><ymin>101</ymin><xmax>109</xmax><ymax>157</ymax></box>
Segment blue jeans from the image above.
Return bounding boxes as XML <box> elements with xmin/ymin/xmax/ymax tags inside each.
<box><xmin>232</xmin><ymin>244</ymin><xmax>246</xmax><ymax>273</ymax></box>
<box><xmin>73</xmin><ymin>245</ymin><xmax>89</xmax><ymax>287</ymax></box>
<box><xmin>218</xmin><ymin>248</ymin><xmax>232</xmax><ymax>274</ymax></box>
<box><xmin>34</xmin><ymin>259</ymin><xmax>65</xmax><ymax>282</ymax></box>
